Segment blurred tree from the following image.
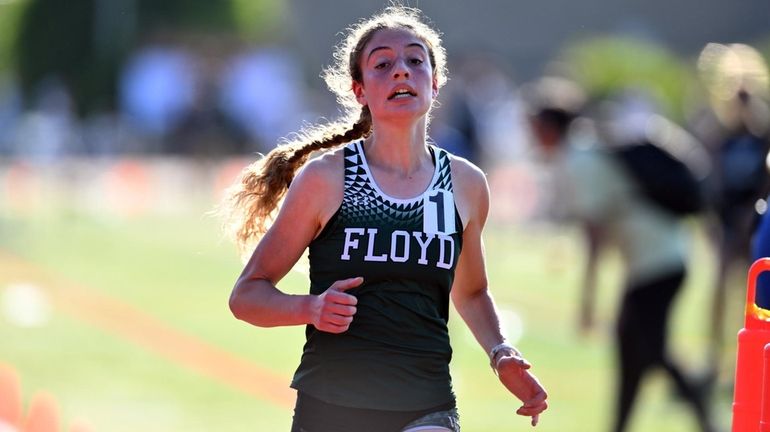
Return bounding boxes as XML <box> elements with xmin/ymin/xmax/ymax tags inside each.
<box><xmin>12</xmin><ymin>0</ymin><xmax>281</xmax><ymax>117</ymax></box>
<box><xmin>0</xmin><ymin>0</ymin><xmax>28</xmax><ymax>74</ymax></box>
<box><xmin>136</xmin><ymin>0</ymin><xmax>236</xmax><ymax>33</ymax></box>
<box><xmin>15</xmin><ymin>0</ymin><xmax>131</xmax><ymax>116</ymax></box>
<box><xmin>560</xmin><ymin>36</ymin><xmax>696</xmax><ymax>122</ymax></box>
<box><xmin>230</xmin><ymin>0</ymin><xmax>286</xmax><ymax>42</ymax></box>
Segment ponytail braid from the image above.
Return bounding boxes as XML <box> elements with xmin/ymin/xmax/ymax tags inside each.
<box><xmin>222</xmin><ymin>107</ymin><xmax>372</xmax><ymax>254</ymax></box>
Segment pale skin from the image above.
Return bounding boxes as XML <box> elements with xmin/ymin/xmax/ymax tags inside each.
<box><xmin>229</xmin><ymin>27</ymin><xmax>547</xmax><ymax>427</ymax></box>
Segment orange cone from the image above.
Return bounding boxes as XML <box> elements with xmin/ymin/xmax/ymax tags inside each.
<box><xmin>761</xmin><ymin>343</ymin><xmax>770</xmax><ymax>432</ymax></box>
<box><xmin>23</xmin><ymin>392</ymin><xmax>59</xmax><ymax>432</ymax></box>
<box><xmin>733</xmin><ymin>258</ymin><xmax>770</xmax><ymax>432</ymax></box>
<box><xmin>0</xmin><ymin>363</ymin><xmax>22</xmax><ymax>429</ymax></box>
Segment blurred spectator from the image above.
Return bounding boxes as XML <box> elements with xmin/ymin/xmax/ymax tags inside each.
<box><xmin>430</xmin><ymin>81</ymin><xmax>480</xmax><ymax>163</ymax></box>
<box><xmin>119</xmin><ymin>45</ymin><xmax>198</xmax><ymax>152</ymax></box>
<box><xmin>525</xmin><ymin>79</ymin><xmax>716</xmax><ymax>432</ymax></box>
<box><xmin>692</xmin><ymin>43</ymin><xmax>770</xmax><ymax>371</ymax></box>
<box><xmin>11</xmin><ymin>77</ymin><xmax>82</xmax><ymax>161</ymax></box>
<box><xmin>169</xmin><ymin>58</ymin><xmax>236</xmax><ymax>156</ymax></box>
<box><xmin>217</xmin><ymin>47</ymin><xmax>307</xmax><ymax>154</ymax></box>
<box><xmin>81</xmin><ymin>112</ymin><xmax>131</xmax><ymax>156</ymax></box>
<box><xmin>0</xmin><ymin>76</ymin><xmax>22</xmax><ymax>155</ymax></box>
<box><xmin>452</xmin><ymin>53</ymin><xmax>527</xmax><ymax>166</ymax></box>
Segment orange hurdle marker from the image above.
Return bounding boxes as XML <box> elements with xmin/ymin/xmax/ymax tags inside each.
<box><xmin>733</xmin><ymin>258</ymin><xmax>770</xmax><ymax>432</ymax></box>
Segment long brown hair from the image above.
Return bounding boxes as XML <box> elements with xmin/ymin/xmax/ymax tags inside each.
<box><xmin>221</xmin><ymin>5</ymin><xmax>448</xmax><ymax>254</ymax></box>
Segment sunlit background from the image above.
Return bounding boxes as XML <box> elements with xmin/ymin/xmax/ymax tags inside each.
<box><xmin>0</xmin><ymin>0</ymin><xmax>769</xmax><ymax>431</ymax></box>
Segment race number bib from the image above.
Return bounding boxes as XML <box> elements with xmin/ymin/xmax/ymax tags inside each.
<box><xmin>423</xmin><ymin>189</ymin><xmax>456</xmax><ymax>234</ymax></box>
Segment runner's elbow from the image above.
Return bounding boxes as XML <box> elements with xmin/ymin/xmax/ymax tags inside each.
<box><xmin>228</xmin><ymin>282</ymin><xmax>252</xmax><ymax>321</ymax></box>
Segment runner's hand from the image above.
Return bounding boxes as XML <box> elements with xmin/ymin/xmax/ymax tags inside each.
<box><xmin>496</xmin><ymin>353</ymin><xmax>548</xmax><ymax>426</ymax></box>
<box><xmin>310</xmin><ymin>277</ymin><xmax>362</xmax><ymax>333</ymax></box>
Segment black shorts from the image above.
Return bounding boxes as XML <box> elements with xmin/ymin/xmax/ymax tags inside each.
<box><xmin>290</xmin><ymin>391</ymin><xmax>459</xmax><ymax>432</ymax></box>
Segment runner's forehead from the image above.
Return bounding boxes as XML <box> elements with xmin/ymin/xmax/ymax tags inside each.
<box><xmin>364</xmin><ymin>28</ymin><xmax>428</xmax><ymax>60</ymax></box>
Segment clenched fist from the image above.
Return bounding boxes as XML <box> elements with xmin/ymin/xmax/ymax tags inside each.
<box><xmin>309</xmin><ymin>277</ymin><xmax>362</xmax><ymax>333</ymax></box>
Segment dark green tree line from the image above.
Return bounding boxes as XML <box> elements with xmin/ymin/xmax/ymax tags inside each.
<box><xmin>11</xmin><ymin>0</ymin><xmax>278</xmax><ymax>117</ymax></box>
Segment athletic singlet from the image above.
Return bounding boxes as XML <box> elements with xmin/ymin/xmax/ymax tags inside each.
<box><xmin>291</xmin><ymin>140</ymin><xmax>464</xmax><ymax>411</ymax></box>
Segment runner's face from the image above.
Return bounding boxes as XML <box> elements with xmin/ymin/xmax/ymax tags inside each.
<box><xmin>353</xmin><ymin>28</ymin><xmax>438</xmax><ymax>123</ymax></box>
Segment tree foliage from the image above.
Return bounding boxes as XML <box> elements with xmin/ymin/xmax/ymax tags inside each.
<box><xmin>12</xmin><ymin>0</ymin><xmax>279</xmax><ymax>116</ymax></box>
<box><xmin>15</xmin><ymin>0</ymin><xmax>107</xmax><ymax>115</ymax></box>
<box><xmin>560</xmin><ymin>36</ymin><xmax>697</xmax><ymax>122</ymax></box>
<box><xmin>0</xmin><ymin>0</ymin><xmax>28</xmax><ymax>74</ymax></box>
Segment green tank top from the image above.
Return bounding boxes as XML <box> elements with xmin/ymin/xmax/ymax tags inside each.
<box><xmin>291</xmin><ymin>140</ymin><xmax>463</xmax><ymax>410</ymax></box>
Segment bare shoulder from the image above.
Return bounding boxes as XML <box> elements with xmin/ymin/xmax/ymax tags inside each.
<box><xmin>293</xmin><ymin>146</ymin><xmax>345</xmax><ymax>191</ymax></box>
<box><xmin>286</xmin><ymin>146</ymin><xmax>345</xmax><ymax>226</ymax></box>
<box><xmin>448</xmin><ymin>154</ymin><xmax>489</xmax><ymax>198</ymax></box>
<box><xmin>447</xmin><ymin>153</ymin><xmax>489</xmax><ymax>228</ymax></box>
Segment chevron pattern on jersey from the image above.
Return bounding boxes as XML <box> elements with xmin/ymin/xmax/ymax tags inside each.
<box><xmin>340</xmin><ymin>141</ymin><xmax>453</xmax><ymax>226</ymax></box>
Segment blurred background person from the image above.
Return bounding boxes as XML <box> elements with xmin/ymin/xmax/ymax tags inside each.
<box><xmin>691</xmin><ymin>43</ymin><xmax>770</xmax><ymax>375</ymax></box>
<box><xmin>521</xmin><ymin>77</ymin><xmax>605</xmax><ymax>334</ymax></box>
<box><xmin>217</xmin><ymin>47</ymin><xmax>310</xmax><ymax>155</ymax></box>
<box><xmin>11</xmin><ymin>77</ymin><xmax>81</xmax><ymax>162</ymax></box>
<box><xmin>525</xmin><ymin>78</ymin><xmax>716</xmax><ymax>432</ymax></box>
<box><xmin>119</xmin><ymin>44</ymin><xmax>198</xmax><ymax>154</ymax></box>
<box><xmin>429</xmin><ymin>52</ymin><xmax>527</xmax><ymax>170</ymax></box>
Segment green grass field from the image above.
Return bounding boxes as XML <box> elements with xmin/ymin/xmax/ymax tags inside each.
<box><xmin>0</xmin><ymin>207</ymin><xmax>741</xmax><ymax>431</ymax></box>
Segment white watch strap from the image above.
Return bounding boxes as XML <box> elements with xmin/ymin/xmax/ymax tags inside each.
<box><xmin>488</xmin><ymin>342</ymin><xmax>517</xmax><ymax>372</ymax></box>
